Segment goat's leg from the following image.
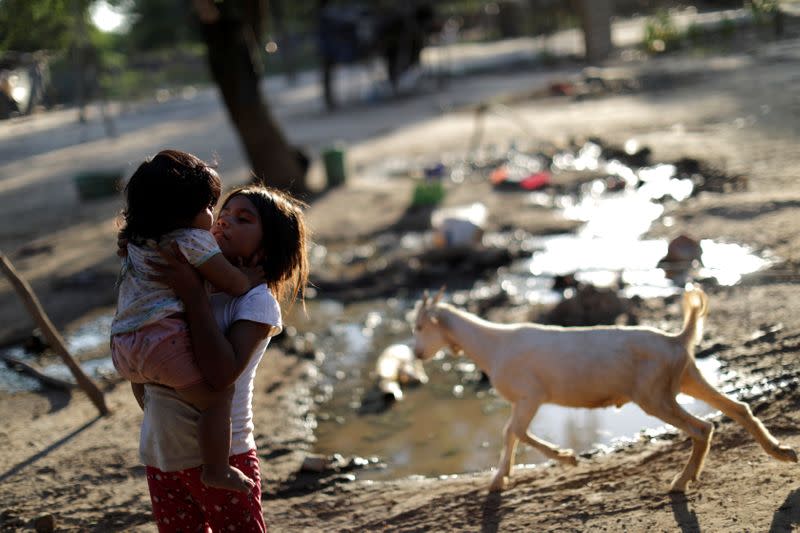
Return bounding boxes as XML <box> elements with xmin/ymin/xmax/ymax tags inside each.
<box><xmin>512</xmin><ymin>399</ymin><xmax>578</xmax><ymax>466</ymax></box>
<box><xmin>680</xmin><ymin>362</ymin><xmax>797</xmax><ymax>463</ymax></box>
<box><xmin>490</xmin><ymin>414</ymin><xmax>519</xmax><ymax>492</ymax></box>
<box><xmin>489</xmin><ymin>399</ymin><xmax>576</xmax><ymax>491</ymax></box>
<box><xmin>638</xmin><ymin>397</ymin><xmax>713</xmax><ymax>493</ymax></box>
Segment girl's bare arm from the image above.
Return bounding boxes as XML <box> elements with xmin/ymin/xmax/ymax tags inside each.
<box><xmin>149</xmin><ymin>243</ymin><xmax>270</xmax><ymax>389</ymax></box>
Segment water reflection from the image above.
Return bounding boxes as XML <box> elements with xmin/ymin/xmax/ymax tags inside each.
<box><xmin>496</xmin><ymin>171</ymin><xmax>770</xmax><ymax>303</ymax></box>
<box><xmin>0</xmin><ymin>313</ymin><xmax>115</xmax><ymax>393</ymax></box>
<box><xmin>311</xmin><ymin>297</ymin><xmax>725</xmax><ymax>480</ymax></box>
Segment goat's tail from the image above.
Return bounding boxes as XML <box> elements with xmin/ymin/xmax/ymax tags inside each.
<box><xmin>675</xmin><ymin>286</ymin><xmax>709</xmax><ymax>351</ymax></box>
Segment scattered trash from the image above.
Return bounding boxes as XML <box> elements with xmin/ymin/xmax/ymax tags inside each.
<box><xmin>546</xmin><ymin>283</ymin><xmax>632</xmax><ymax>327</ymax></box>
<box><xmin>359</xmin><ymin>344</ymin><xmax>428</xmax><ymax>413</ymax></box>
<box><xmin>595</xmin><ymin>137</ymin><xmax>652</xmax><ymax>168</ymax></box>
<box><xmin>22</xmin><ymin>330</ymin><xmax>48</xmax><ymax>354</ymax></box>
<box><xmin>431</xmin><ymin>202</ymin><xmax>487</xmax><ymax>248</ymax></box>
<box><xmin>489</xmin><ymin>148</ymin><xmax>550</xmax><ymax>191</ymax></box>
<box><xmin>300</xmin><ymin>454</ymin><xmax>334</xmax><ymax>473</ymax></box>
<box><xmin>658</xmin><ymin>234</ymin><xmax>703</xmax><ymax>282</ymax></box>
<box><xmin>297</xmin><ymin>452</ymin><xmax>380</xmax><ymax>477</ymax></box>
<box><xmin>322</xmin><ymin>144</ymin><xmax>347</xmax><ymax>188</ymax></box>
<box><xmin>674</xmin><ymin>157</ymin><xmax>748</xmax><ymax>194</ymax></box>
<box><xmin>376</xmin><ymin>344</ymin><xmax>428</xmax><ymax>400</ymax></box>
<box><xmin>551</xmin><ymin>273</ymin><xmax>580</xmax><ymax>293</ymax></box>
<box><xmin>424</xmin><ymin>163</ymin><xmax>447</xmax><ymax>179</ymax></box>
<box><xmin>411</xmin><ymin>180</ymin><xmax>445</xmax><ymax>207</ymax></box>
<box><xmin>491</xmin><ymin>167</ymin><xmax>551</xmax><ymax>191</ymax></box>
<box><xmin>549</xmin><ymin>81</ymin><xmax>575</xmax><ymax>96</ymax></box>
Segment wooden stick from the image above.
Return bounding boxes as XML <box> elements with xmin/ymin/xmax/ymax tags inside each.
<box><xmin>0</xmin><ymin>253</ymin><xmax>110</xmax><ymax>415</ymax></box>
<box><xmin>0</xmin><ymin>353</ymin><xmax>77</xmax><ymax>390</ymax></box>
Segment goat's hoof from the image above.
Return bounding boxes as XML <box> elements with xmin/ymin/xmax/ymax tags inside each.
<box><xmin>775</xmin><ymin>445</ymin><xmax>798</xmax><ymax>463</ymax></box>
<box><xmin>669</xmin><ymin>476</ymin><xmax>689</xmax><ymax>493</ymax></box>
<box><xmin>489</xmin><ymin>477</ymin><xmax>506</xmax><ymax>492</ymax></box>
<box><xmin>558</xmin><ymin>450</ymin><xmax>578</xmax><ymax>466</ymax></box>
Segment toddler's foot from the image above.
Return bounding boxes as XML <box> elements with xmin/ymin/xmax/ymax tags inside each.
<box><xmin>201</xmin><ymin>464</ymin><xmax>255</xmax><ymax>493</ymax></box>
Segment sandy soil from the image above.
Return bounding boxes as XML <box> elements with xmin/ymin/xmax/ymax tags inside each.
<box><xmin>3</xmin><ymin>34</ymin><xmax>800</xmax><ymax>531</ymax></box>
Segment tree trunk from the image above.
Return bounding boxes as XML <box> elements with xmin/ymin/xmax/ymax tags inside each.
<box><xmin>576</xmin><ymin>0</ymin><xmax>614</xmax><ymax>64</ymax></box>
<box><xmin>199</xmin><ymin>2</ymin><xmax>308</xmax><ymax>196</ymax></box>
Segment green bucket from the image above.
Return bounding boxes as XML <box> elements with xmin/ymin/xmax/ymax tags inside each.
<box><xmin>74</xmin><ymin>170</ymin><xmax>123</xmax><ymax>200</ymax></box>
<box><xmin>411</xmin><ymin>181</ymin><xmax>445</xmax><ymax>207</ymax></box>
<box><xmin>322</xmin><ymin>146</ymin><xmax>346</xmax><ymax>188</ymax></box>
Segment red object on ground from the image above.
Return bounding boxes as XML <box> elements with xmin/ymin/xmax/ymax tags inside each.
<box><xmin>549</xmin><ymin>82</ymin><xmax>575</xmax><ymax>96</ymax></box>
<box><xmin>520</xmin><ymin>171</ymin><xmax>551</xmax><ymax>190</ymax></box>
<box><xmin>489</xmin><ymin>166</ymin><xmax>509</xmax><ymax>185</ymax></box>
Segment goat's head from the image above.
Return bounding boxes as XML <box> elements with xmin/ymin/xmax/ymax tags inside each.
<box><xmin>412</xmin><ymin>287</ymin><xmax>448</xmax><ymax>360</ymax></box>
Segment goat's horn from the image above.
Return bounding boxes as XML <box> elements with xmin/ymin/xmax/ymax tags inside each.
<box><xmin>433</xmin><ymin>285</ymin><xmax>446</xmax><ymax>304</ymax></box>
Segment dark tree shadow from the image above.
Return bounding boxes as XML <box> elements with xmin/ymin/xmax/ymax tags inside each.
<box><xmin>88</xmin><ymin>494</ymin><xmax>153</xmax><ymax>532</ymax></box>
<box><xmin>0</xmin><ymin>415</ymin><xmax>100</xmax><ymax>483</ymax></box>
<box><xmin>481</xmin><ymin>491</ymin><xmax>502</xmax><ymax>533</ymax></box>
<box><xmin>769</xmin><ymin>487</ymin><xmax>800</xmax><ymax>533</ymax></box>
<box><xmin>670</xmin><ymin>492</ymin><xmax>702</xmax><ymax>533</ymax></box>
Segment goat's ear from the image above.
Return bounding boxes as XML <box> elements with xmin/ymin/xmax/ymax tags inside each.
<box><xmin>433</xmin><ymin>285</ymin><xmax>446</xmax><ymax>305</ymax></box>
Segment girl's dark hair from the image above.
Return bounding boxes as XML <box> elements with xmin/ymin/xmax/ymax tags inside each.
<box><xmin>221</xmin><ymin>186</ymin><xmax>310</xmax><ymax>308</ymax></box>
<box><xmin>118</xmin><ymin>149</ymin><xmax>221</xmax><ymax>244</ymax></box>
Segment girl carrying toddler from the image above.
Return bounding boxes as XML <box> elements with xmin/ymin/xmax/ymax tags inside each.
<box><xmin>111</xmin><ymin>149</ymin><xmax>260</xmax><ymax>493</ymax></box>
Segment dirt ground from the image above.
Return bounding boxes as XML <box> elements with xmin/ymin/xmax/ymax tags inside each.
<box><xmin>3</xmin><ymin>33</ymin><xmax>800</xmax><ymax>531</ymax></box>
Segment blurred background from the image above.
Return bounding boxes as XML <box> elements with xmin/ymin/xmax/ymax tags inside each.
<box><xmin>0</xmin><ymin>0</ymin><xmax>784</xmax><ymax>105</ymax></box>
<box><xmin>1</xmin><ymin>0</ymin><xmax>790</xmax><ymax>193</ymax></box>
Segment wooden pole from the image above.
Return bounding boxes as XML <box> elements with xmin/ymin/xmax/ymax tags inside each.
<box><xmin>0</xmin><ymin>353</ymin><xmax>77</xmax><ymax>390</ymax></box>
<box><xmin>0</xmin><ymin>252</ymin><xmax>110</xmax><ymax>416</ymax></box>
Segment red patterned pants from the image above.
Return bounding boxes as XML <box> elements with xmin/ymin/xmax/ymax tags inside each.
<box><xmin>145</xmin><ymin>449</ymin><xmax>266</xmax><ymax>532</ymax></box>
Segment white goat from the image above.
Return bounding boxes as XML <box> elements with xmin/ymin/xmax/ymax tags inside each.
<box><xmin>412</xmin><ymin>287</ymin><xmax>797</xmax><ymax>492</ymax></box>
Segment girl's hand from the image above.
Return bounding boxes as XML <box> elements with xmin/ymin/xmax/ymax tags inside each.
<box><xmin>146</xmin><ymin>241</ymin><xmax>205</xmax><ymax>305</ymax></box>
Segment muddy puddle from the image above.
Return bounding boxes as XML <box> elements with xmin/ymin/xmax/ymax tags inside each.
<box><xmin>0</xmin><ymin>313</ymin><xmax>116</xmax><ymax>392</ymax></box>
<box><xmin>292</xmin><ymin>296</ymin><xmax>730</xmax><ymax>481</ymax></box>
<box><xmin>305</xmin><ymin>140</ymin><xmax>770</xmax><ymax>480</ymax></box>
<box><xmin>0</xmin><ymin>140</ymin><xmax>775</xmax><ymax>483</ymax></box>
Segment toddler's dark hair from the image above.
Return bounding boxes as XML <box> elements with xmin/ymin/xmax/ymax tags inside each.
<box><xmin>118</xmin><ymin>150</ymin><xmax>221</xmax><ymax>244</ymax></box>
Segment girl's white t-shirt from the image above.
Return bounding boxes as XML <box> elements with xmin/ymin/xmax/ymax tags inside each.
<box><xmin>138</xmin><ymin>284</ymin><xmax>282</xmax><ymax>472</ymax></box>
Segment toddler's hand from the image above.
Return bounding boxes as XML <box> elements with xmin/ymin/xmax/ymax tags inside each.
<box><xmin>116</xmin><ymin>232</ymin><xmax>128</xmax><ymax>258</ymax></box>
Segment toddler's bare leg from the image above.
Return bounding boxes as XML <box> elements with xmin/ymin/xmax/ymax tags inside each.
<box><xmin>178</xmin><ymin>384</ymin><xmax>255</xmax><ymax>493</ymax></box>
